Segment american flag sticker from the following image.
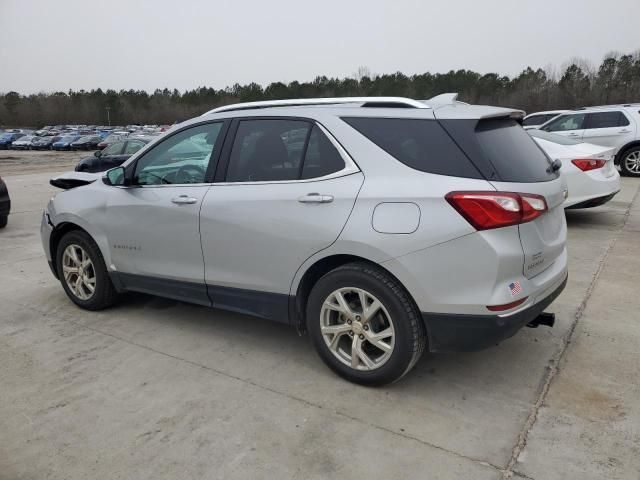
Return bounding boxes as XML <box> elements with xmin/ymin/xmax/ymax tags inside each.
<box><xmin>508</xmin><ymin>281</ymin><xmax>523</xmax><ymax>296</ymax></box>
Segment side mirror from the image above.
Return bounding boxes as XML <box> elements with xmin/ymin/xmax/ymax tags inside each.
<box><xmin>104</xmin><ymin>166</ymin><xmax>127</xmax><ymax>186</ymax></box>
<box><xmin>94</xmin><ymin>150</ymin><xmax>102</xmax><ymax>157</ymax></box>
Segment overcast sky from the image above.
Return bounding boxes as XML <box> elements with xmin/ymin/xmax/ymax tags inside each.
<box><xmin>1</xmin><ymin>0</ymin><xmax>639</xmax><ymax>94</ymax></box>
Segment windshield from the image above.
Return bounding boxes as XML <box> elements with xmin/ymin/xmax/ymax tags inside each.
<box><xmin>528</xmin><ymin>129</ymin><xmax>582</xmax><ymax>145</ymax></box>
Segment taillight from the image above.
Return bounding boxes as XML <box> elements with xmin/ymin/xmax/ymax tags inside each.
<box><xmin>571</xmin><ymin>159</ymin><xmax>606</xmax><ymax>171</ymax></box>
<box><xmin>445</xmin><ymin>191</ymin><xmax>548</xmax><ymax>230</ymax></box>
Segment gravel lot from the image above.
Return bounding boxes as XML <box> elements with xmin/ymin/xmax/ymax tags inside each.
<box><xmin>1</xmin><ymin>156</ymin><xmax>639</xmax><ymax>480</ymax></box>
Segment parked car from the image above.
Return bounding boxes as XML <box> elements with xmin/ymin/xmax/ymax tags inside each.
<box><xmin>0</xmin><ymin>132</ymin><xmax>25</xmax><ymax>149</ymax></box>
<box><xmin>522</xmin><ymin>110</ymin><xmax>569</xmax><ymax>130</ymax></box>
<box><xmin>43</xmin><ymin>97</ymin><xmax>568</xmax><ymax>385</ymax></box>
<box><xmin>97</xmin><ymin>133</ymin><xmax>128</xmax><ymax>149</ymax></box>
<box><xmin>11</xmin><ymin>135</ymin><xmax>38</xmax><ymax>150</ymax></box>
<box><xmin>539</xmin><ymin>104</ymin><xmax>640</xmax><ymax>177</ymax></box>
<box><xmin>52</xmin><ymin>135</ymin><xmax>81</xmax><ymax>151</ymax></box>
<box><xmin>70</xmin><ymin>135</ymin><xmax>102</xmax><ymax>150</ymax></box>
<box><xmin>31</xmin><ymin>135</ymin><xmax>61</xmax><ymax>150</ymax></box>
<box><xmin>75</xmin><ymin>138</ymin><xmax>150</xmax><ymax>172</ymax></box>
<box><xmin>0</xmin><ymin>176</ymin><xmax>10</xmax><ymax>228</ymax></box>
<box><xmin>529</xmin><ymin>129</ymin><xmax>620</xmax><ymax>208</ymax></box>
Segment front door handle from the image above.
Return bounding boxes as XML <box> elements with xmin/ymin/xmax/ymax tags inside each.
<box><xmin>298</xmin><ymin>193</ymin><xmax>334</xmax><ymax>204</ymax></box>
<box><xmin>619</xmin><ymin>129</ymin><xmax>630</xmax><ymax>133</ymax></box>
<box><xmin>171</xmin><ymin>195</ymin><xmax>198</xmax><ymax>205</ymax></box>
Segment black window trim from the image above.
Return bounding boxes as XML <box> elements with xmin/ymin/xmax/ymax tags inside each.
<box><xmin>212</xmin><ymin>115</ymin><xmax>359</xmax><ymax>185</ymax></box>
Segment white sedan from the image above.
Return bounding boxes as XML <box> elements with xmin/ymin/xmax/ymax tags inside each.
<box><xmin>529</xmin><ymin>129</ymin><xmax>620</xmax><ymax>209</ymax></box>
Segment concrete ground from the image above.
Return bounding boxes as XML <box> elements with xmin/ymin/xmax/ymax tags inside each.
<box><xmin>1</xmin><ymin>162</ymin><xmax>639</xmax><ymax>480</ymax></box>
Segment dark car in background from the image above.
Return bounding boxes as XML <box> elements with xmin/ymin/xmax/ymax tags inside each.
<box><xmin>75</xmin><ymin>137</ymin><xmax>150</xmax><ymax>172</ymax></box>
<box><xmin>70</xmin><ymin>135</ymin><xmax>102</xmax><ymax>150</ymax></box>
<box><xmin>52</xmin><ymin>135</ymin><xmax>81</xmax><ymax>151</ymax></box>
<box><xmin>0</xmin><ymin>176</ymin><xmax>10</xmax><ymax>229</ymax></box>
<box><xmin>31</xmin><ymin>135</ymin><xmax>61</xmax><ymax>150</ymax></box>
<box><xmin>0</xmin><ymin>132</ymin><xmax>25</xmax><ymax>149</ymax></box>
<box><xmin>97</xmin><ymin>132</ymin><xmax>128</xmax><ymax>149</ymax></box>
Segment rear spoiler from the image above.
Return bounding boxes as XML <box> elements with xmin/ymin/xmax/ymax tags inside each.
<box><xmin>50</xmin><ymin>171</ymin><xmax>100</xmax><ymax>190</ymax></box>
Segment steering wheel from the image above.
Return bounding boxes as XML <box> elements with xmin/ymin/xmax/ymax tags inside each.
<box><xmin>176</xmin><ymin>164</ymin><xmax>206</xmax><ymax>184</ymax></box>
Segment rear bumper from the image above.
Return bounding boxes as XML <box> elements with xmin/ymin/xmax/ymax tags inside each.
<box><xmin>565</xmin><ymin>190</ymin><xmax>619</xmax><ymax>209</ymax></box>
<box><xmin>422</xmin><ymin>273</ymin><xmax>567</xmax><ymax>352</ymax></box>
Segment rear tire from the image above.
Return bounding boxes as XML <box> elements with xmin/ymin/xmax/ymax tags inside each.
<box><xmin>56</xmin><ymin>230</ymin><xmax>118</xmax><ymax>310</ymax></box>
<box><xmin>0</xmin><ymin>216</ymin><xmax>7</xmax><ymax>228</ymax></box>
<box><xmin>619</xmin><ymin>146</ymin><xmax>640</xmax><ymax>177</ymax></box>
<box><xmin>306</xmin><ymin>262</ymin><xmax>426</xmax><ymax>386</ymax></box>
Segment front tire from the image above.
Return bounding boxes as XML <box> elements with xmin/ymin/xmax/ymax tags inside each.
<box><xmin>306</xmin><ymin>262</ymin><xmax>426</xmax><ymax>386</ymax></box>
<box><xmin>0</xmin><ymin>216</ymin><xmax>7</xmax><ymax>228</ymax></box>
<box><xmin>56</xmin><ymin>230</ymin><xmax>118</xmax><ymax>310</ymax></box>
<box><xmin>620</xmin><ymin>146</ymin><xmax>640</xmax><ymax>177</ymax></box>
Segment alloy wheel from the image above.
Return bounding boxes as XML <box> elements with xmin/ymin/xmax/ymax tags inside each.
<box><xmin>624</xmin><ymin>151</ymin><xmax>640</xmax><ymax>174</ymax></box>
<box><xmin>62</xmin><ymin>244</ymin><xmax>96</xmax><ymax>300</ymax></box>
<box><xmin>320</xmin><ymin>287</ymin><xmax>395</xmax><ymax>371</ymax></box>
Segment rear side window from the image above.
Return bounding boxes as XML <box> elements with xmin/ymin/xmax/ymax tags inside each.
<box><xmin>440</xmin><ymin>118</ymin><xmax>557</xmax><ymax>183</ymax></box>
<box><xmin>301</xmin><ymin>126</ymin><xmax>345</xmax><ymax>179</ymax></box>
<box><xmin>225</xmin><ymin>120</ymin><xmax>346</xmax><ymax>182</ymax></box>
<box><xmin>522</xmin><ymin>114</ymin><xmax>553</xmax><ymax>127</ymax></box>
<box><xmin>227</xmin><ymin>119</ymin><xmax>310</xmax><ymax>182</ymax></box>
<box><xmin>342</xmin><ymin>117</ymin><xmax>482</xmax><ymax>178</ymax></box>
<box><xmin>585</xmin><ymin>111</ymin><xmax>629</xmax><ymax>129</ymax></box>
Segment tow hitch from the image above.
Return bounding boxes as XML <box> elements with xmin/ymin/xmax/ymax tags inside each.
<box><xmin>526</xmin><ymin>312</ymin><xmax>555</xmax><ymax>328</ymax></box>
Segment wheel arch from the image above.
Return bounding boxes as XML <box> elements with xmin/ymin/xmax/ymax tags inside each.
<box><xmin>290</xmin><ymin>253</ymin><xmax>420</xmax><ymax>334</ymax></box>
<box><xmin>615</xmin><ymin>141</ymin><xmax>640</xmax><ymax>164</ymax></box>
<box><xmin>49</xmin><ymin>222</ymin><xmax>92</xmax><ymax>277</ymax></box>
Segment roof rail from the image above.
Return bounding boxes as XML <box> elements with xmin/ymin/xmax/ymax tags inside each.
<box><xmin>204</xmin><ymin>97</ymin><xmax>430</xmax><ymax>115</ymax></box>
<box><xmin>574</xmin><ymin>102</ymin><xmax>640</xmax><ymax>110</ymax></box>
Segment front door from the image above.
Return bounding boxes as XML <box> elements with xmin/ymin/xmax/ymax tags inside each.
<box><xmin>543</xmin><ymin>112</ymin><xmax>586</xmax><ymax>141</ymax></box>
<box><xmin>104</xmin><ymin>121</ymin><xmax>226</xmax><ymax>305</ymax></box>
<box><xmin>200</xmin><ymin>118</ymin><xmax>364</xmax><ymax>322</ymax></box>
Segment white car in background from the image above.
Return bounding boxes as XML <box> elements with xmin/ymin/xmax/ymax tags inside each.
<box><xmin>529</xmin><ymin>129</ymin><xmax>620</xmax><ymax>208</ymax></box>
<box><xmin>538</xmin><ymin>105</ymin><xmax>640</xmax><ymax>177</ymax></box>
<box><xmin>522</xmin><ymin>110</ymin><xmax>569</xmax><ymax>130</ymax></box>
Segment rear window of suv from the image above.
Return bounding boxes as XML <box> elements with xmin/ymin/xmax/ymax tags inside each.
<box><xmin>342</xmin><ymin>117</ymin><xmax>483</xmax><ymax>179</ymax></box>
<box><xmin>439</xmin><ymin>118</ymin><xmax>558</xmax><ymax>182</ymax></box>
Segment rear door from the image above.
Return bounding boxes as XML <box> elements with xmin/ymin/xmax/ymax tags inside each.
<box><xmin>581</xmin><ymin>110</ymin><xmax>635</xmax><ymax>149</ymax></box>
<box><xmin>200</xmin><ymin>118</ymin><xmax>363</xmax><ymax>321</ymax></box>
<box><xmin>542</xmin><ymin>112</ymin><xmax>586</xmax><ymax>141</ymax></box>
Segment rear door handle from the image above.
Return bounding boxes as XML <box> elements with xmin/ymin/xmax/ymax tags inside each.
<box><xmin>619</xmin><ymin>129</ymin><xmax>631</xmax><ymax>133</ymax></box>
<box><xmin>298</xmin><ymin>193</ymin><xmax>334</xmax><ymax>204</ymax></box>
<box><xmin>171</xmin><ymin>195</ymin><xmax>198</xmax><ymax>205</ymax></box>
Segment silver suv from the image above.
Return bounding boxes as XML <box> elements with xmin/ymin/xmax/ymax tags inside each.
<box><xmin>41</xmin><ymin>97</ymin><xmax>568</xmax><ymax>385</ymax></box>
<box><xmin>539</xmin><ymin>104</ymin><xmax>640</xmax><ymax>177</ymax></box>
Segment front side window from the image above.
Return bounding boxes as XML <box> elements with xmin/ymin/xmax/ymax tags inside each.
<box><xmin>585</xmin><ymin>111</ymin><xmax>630</xmax><ymax>129</ymax></box>
<box><xmin>544</xmin><ymin>113</ymin><xmax>585</xmax><ymax>132</ymax></box>
<box><xmin>134</xmin><ymin>122</ymin><xmax>223</xmax><ymax>185</ymax></box>
<box><xmin>124</xmin><ymin>140</ymin><xmax>145</xmax><ymax>155</ymax></box>
<box><xmin>102</xmin><ymin>142</ymin><xmax>124</xmax><ymax>156</ymax></box>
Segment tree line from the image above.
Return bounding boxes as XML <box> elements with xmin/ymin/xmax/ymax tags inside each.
<box><xmin>1</xmin><ymin>51</ymin><xmax>639</xmax><ymax>128</ymax></box>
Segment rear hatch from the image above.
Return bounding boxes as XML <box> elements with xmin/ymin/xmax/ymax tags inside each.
<box><xmin>438</xmin><ymin>115</ymin><xmax>566</xmax><ymax>279</ymax></box>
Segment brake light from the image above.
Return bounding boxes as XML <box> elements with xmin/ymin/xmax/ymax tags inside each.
<box><xmin>571</xmin><ymin>159</ymin><xmax>606</xmax><ymax>171</ymax></box>
<box><xmin>445</xmin><ymin>191</ymin><xmax>548</xmax><ymax>230</ymax></box>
